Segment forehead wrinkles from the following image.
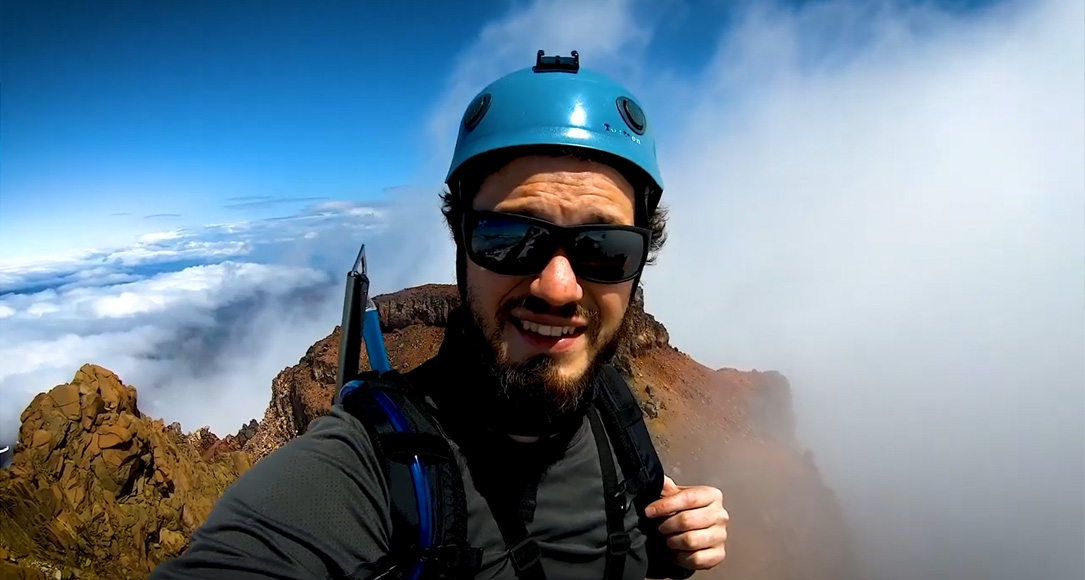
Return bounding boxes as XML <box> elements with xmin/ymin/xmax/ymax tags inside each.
<box><xmin>482</xmin><ymin>171</ymin><xmax>635</xmax><ymax>225</ymax></box>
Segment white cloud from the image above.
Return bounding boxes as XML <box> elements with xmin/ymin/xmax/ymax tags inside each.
<box><xmin>414</xmin><ymin>0</ymin><xmax>1084</xmax><ymax>578</ymax></box>
<box><xmin>0</xmin><ymin>262</ymin><xmax>320</xmax><ymax>323</ymax></box>
<box><xmin>636</xmin><ymin>1</ymin><xmax>1083</xmax><ymax>579</ymax></box>
<box><xmin>0</xmin><ymin>200</ymin><xmax>387</xmax><ymax>295</ymax></box>
<box><xmin>137</xmin><ymin>230</ymin><xmax>185</xmax><ymax>244</ymax></box>
<box><xmin>107</xmin><ymin>240</ymin><xmax>250</xmax><ymax>267</ymax></box>
<box><xmin>306</xmin><ymin>201</ymin><xmax>386</xmax><ymax>218</ymax></box>
<box><xmin>0</xmin><ymin>260</ymin><xmax>338</xmax><ymax>440</ymax></box>
<box><xmin>0</xmin><ymin>249</ymin><xmax>101</xmax><ymax>290</ymax></box>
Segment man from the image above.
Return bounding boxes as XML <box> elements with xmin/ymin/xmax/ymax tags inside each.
<box><xmin>150</xmin><ymin>51</ymin><xmax>728</xmax><ymax>580</ymax></box>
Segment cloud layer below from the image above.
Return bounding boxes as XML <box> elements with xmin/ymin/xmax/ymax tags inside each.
<box><xmin>0</xmin><ymin>193</ymin><xmax>451</xmax><ymax>442</ymax></box>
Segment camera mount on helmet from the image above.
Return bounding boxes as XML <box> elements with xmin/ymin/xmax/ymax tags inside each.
<box><xmin>533</xmin><ymin>49</ymin><xmax>579</xmax><ymax>73</ymax></box>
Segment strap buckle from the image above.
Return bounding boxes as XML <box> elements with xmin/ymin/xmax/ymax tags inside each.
<box><xmin>610</xmin><ymin>487</ymin><xmax>630</xmax><ymax>514</ymax></box>
<box><xmin>608</xmin><ymin>531</ymin><xmax>632</xmax><ymax>557</ymax></box>
<box><xmin>510</xmin><ymin>539</ymin><xmax>542</xmax><ymax>572</ymax></box>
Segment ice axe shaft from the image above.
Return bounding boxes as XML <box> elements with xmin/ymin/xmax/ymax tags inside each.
<box><xmin>336</xmin><ymin>244</ymin><xmax>390</xmax><ymax>394</ymax></box>
<box><xmin>332</xmin><ymin>245</ymin><xmax>430</xmax><ymax>570</ymax></box>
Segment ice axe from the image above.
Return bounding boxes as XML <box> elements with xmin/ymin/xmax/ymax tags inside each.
<box><xmin>335</xmin><ymin>244</ymin><xmax>390</xmax><ymax>401</ymax></box>
<box><xmin>332</xmin><ymin>244</ymin><xmax>433</xmax><ymax>579</ymax></box>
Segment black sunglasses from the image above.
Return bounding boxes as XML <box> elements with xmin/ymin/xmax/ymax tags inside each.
<box><xmin>461</xmin><ymin>210</ymin><xmax>651</xmax><ymax>284</ymax></box>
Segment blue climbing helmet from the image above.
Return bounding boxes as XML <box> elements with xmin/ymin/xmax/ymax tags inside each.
<box><xmin>445</xmin><ymin>50</ymin><xmax>665</xmax><ymax>220</ymax></box>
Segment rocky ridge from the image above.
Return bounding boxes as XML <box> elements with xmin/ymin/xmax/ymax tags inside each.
<box><xmin>0</xmin><ymin>284</ymin><xmax>859</xmax><ymax>580</ymax></box>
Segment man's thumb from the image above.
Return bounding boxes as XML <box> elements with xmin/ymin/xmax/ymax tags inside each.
<box><xmin>661</xmin><ymin>475</ymin><xmax>681</xmax><ymax>497</ymax></box>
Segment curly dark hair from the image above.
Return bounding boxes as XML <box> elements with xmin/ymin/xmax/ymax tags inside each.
<box><xmin>439</xmin><ymin>146</ymin><xmax>669</xmax><ymax>265</ymax></box>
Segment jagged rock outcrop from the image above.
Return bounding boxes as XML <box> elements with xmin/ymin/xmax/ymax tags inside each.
<box><xmin>0</xmin><ymin>365</ymin><xmax>251</xmax><ymax>580</ymax></box>
<box><xmin>372</xmin><ymin>283</ymin><xmax>460</xmax><ymax>329</ymax></box>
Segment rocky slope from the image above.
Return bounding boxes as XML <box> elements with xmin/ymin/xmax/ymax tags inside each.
<box><xmin>0</xmin><ymin>283</ymin><xmax>859</xmax><ymax>580</ymax></box>
<box><xmin>0</xmin><ymin>365</ymin><xmax>252</xmax><ymax>580</ymax></box>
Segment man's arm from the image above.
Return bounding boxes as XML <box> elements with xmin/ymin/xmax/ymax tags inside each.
<box><xmin>149</xmin><ymin>406</ymin><xmax>394</xmax><ymax>579</ymax></box>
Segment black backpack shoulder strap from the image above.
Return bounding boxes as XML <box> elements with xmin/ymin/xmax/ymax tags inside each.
<box><xmin>339</xmin><ymin>370</ymin><xmax>483</xmax><ymax>579</ymax></box>
<box><xmin>595</xmin><ymin>364</ymin><xmax>696</xmax><ymax>580</ymax></box>
<box><xmin>587</xmin><ymin>405</ymin><xmax>632</xmax><ymax>580</ymax></box>
<box><xmin>404</xmin><ymin>362</ymin><xmax>548</xmax><ymax>580</ymax></box>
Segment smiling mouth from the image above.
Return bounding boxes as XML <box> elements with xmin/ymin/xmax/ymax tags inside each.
<box><xmin>512</xmin><ymin>317</ymin><xmax>587</xmax><ymax>339</ymax></box>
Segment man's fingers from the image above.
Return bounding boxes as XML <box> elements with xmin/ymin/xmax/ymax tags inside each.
<box><xmin>673</xmin><ymin>546</ymin><xmax>727</xmax><ymax>570</ymax></box>
<box><xmin>646</xmin><ymin>485</ymin><xmax>723</xmax><ymax>518</ymax></box>
<box><xmin>664</xmin><ymin>524</ymin><xmax>728</xmax><ymax>552</ymax></box>
<box><xmin>649</xmin><ymin>481</ymin><xmax>729</xmax><ymax>572</ymax></box>
<box><xmin>656</xmin><ymin>506</ymin><xmax>723</xmax><ymax>535</ymax></box>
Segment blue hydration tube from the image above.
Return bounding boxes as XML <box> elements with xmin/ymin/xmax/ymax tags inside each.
<box><xmin>336</xmin><ymin>245</ymin><xmax>432</xmax><ymax>579</ymax></box>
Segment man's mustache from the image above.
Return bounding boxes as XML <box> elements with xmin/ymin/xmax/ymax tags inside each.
<box><xmin>497</xmin><ymin>294</ymin><xmax>600</xmax><ymax>328</ymax></box>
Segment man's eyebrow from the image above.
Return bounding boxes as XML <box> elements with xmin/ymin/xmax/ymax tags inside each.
<box><xmin>498</xmin><ymin>207</ymin><xmax>544</xmax><ymax>219</ymax></box>
<box><xmin>582</xmin><ymin>210</ymin><xmax>624</xmax><ymax>225</ymax></box>
<box><xmin>500</xmin><ymin>207</ymin><xmax>625</xmax><ymax>225</ymax></box>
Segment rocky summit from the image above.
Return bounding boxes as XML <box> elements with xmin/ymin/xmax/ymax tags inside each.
<box><xmin>0</xmin><ymin>283</ymin><xmax>861</xmax><ymax>580</ymax></box>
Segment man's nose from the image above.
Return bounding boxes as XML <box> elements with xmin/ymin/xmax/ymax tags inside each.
<box><xmin>530</xmin><ymin>252</ymin><xmax>583</xmax><ymax>306</ymax></box>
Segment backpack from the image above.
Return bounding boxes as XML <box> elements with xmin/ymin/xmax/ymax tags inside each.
<box><xmin>336</xmin><ymin>364</ymin><xmax>694</xmax><ymax>580</ymax></box>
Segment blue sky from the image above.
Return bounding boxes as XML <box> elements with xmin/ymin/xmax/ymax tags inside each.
<box><xmin>0</xmin><ymin>0</ymin><xmax>1001</xmax><ymax>261</ymax></box>
<box><xmin>2</xmin><ymin>1</ymin><xmax>498</xmax><ymax>256</ymax></box>
<box><xmin>0</xmin><ymin>1</ymin><xmax>1082</xmax><ymax>578</ymax></box>
<box><xmin>2</xmin><ymin>0</ymin><xmax>679</xmax><ymax>257</ymax></box>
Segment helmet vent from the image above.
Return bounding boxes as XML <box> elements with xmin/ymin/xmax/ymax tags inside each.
<box><xmin>617</xmin><ymin>97</ymin><xmax>646</xmax><ymax>135</ymax></box>
<box><xmin>533</xmin><ymin>49</ymin><xmax>579</xmax><ymax>73</ymax></box>
<box><xmin>463</xmin><ymin>93</ymin><xmax>491</xmax><ymax>130</ymax></box>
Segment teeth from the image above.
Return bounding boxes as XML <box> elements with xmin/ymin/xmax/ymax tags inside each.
<box><xmin>520</xmin><ymin>319</ymin><xmax>578</xmax><ymax>337</ymax></box>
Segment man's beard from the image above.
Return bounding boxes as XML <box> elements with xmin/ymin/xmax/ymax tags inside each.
<box><xmin>460</xmin><ymin>285</ymin><xmax>637</xmax><ymax>432</ymax></box>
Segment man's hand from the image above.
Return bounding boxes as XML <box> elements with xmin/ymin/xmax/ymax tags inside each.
<box><xmin>644</xmin><ymin>475</ymin><xmax>729</xmax><ymax>571</ymax></box>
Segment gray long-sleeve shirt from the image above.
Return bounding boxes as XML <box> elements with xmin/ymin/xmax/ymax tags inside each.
<box><xmin>149</xmin><ymin>401</ymin><xmax>653</xmax><ymax>579</ymax></box>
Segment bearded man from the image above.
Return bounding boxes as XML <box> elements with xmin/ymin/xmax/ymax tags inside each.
<box><xmin>150</xmin><ymin>51</ymin><xmax>728</xmax><ymax>580</ymax></box>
